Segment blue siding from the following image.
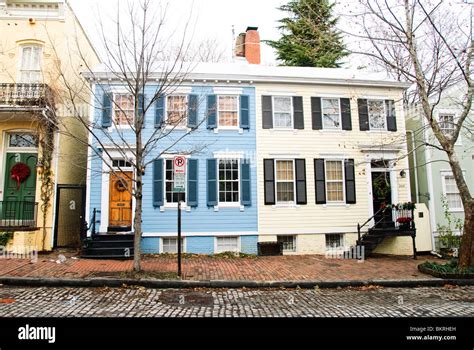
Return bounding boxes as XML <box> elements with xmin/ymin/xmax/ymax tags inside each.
<box><xmin>186</xmin><ymin>236</ymin><xmax>214</xmax><ymax>255</ymax></box>
<box><xmin>241</xmin><ymin>236</ymin><xmax>258</xmax><ymax>255</ymax></box>
<box><xmin>141</xmin><ymin>237</ymin><xmax>160</xmax><ymax>254</ymax></box>
<box><xmin>88</xmin><ymin>84</ymin><xmax>258</xmax><ymax>254</ymax></box>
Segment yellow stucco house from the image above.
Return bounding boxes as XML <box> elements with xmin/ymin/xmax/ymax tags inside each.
<box><xmin>0</xmin><ymin>0</ymin><xmax>99</xmax><ymax>252</ymax></box>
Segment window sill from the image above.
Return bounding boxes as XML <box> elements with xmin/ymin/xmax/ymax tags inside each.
<box><xmin>164</xmin><ymin>126</ymin><xmax>189</xmax><ymax>132</ymax></box>
<box><xmin>448</xmin><ymin>208</ymin><xmax>464</xmax><ymax>213</ymax></box>
<box><xmin>322</xmin><ymin>203</ymin><xmax>351</xmax><ymax>208</ymax></box>
<box><xmin>160</xmin><ymin>205</ymin><xmax>190</xmax><ymax>211</ymax></box>
<box><xmin>216</xmin><ymin>203</ymin><xmax>242</xmax><ymax>209</ymax></box>
<box><xmin>212</xmin><ymin>128</ymin><xmax>243</xmax><ymax>134</ymax></box>
<box><xmin>269</xmin><ymin>128</ymin><xmax>298</xmax><ymax>133</ymax></box>
<box><xmin>318</xmin><ymin>129</ymin><xmax>346</xmax><ymax>133</ymax></box>
<box><xmin>272</xmin><ymin>203</ymin><xmax>300</xmax><ymax>209</ymax></box>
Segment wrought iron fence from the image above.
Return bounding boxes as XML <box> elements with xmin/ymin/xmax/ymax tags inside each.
<box><xmin>0</xmin><ymin>83</ymin><xmax>52</xmax><ymax>108</ymax></box>
<box><xmin>0</xmin><ymin>201</ymin><xmax>38</xmax><ymax>229</ymax></box>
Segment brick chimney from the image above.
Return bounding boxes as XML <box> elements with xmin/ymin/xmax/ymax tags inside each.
<box><xmin>235</xmin><ymin>26</ymin><xmax>261</xmax><ymax>64</ymax></box>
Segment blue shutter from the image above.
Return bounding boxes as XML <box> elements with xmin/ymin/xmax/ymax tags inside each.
<box><xmin>240</xmin><ymin>95</ymin><xmax>250</xmax><ymax>129</ymax></box>
<box><xmin>207</xmin><ymin>95</ymin><xmax>217</xmax><ymax>129</ymax></box>
<box><xmin>155</xmin><ymin>95</ymin><xmax>165</xmax><ymax>128</ymax></box>
<box><xmin>240</xmin><ymin>160</ymin><xmax>251</xmax><ymax>206</ymax></box>
<box><xmin>187</xmin><ymin>159</ymin><xmax>198</xmax><ymax>207</ymax></box>
<box><xmin>102</xmin><ymin>93</ymin><xmax>112</xmax><ymax>128</ymax></box>
<box><xmin>153</xmin><ymin>158</ymin><xmax>164</xmax><ymax>207</ymax></box>
<box><xmin>207</xmin><ymin>159</ymin><xmax>217</xmax><ymax>206</ymax></box>
<box><xmin>138</xmin><ymin>93</ymin><xmax>144</xmax><ymax>116</ymax></box>
<box><xmin>188</xmin><ymin>94</ymin><xmax>198</xmax><ymax>129</ymax></box>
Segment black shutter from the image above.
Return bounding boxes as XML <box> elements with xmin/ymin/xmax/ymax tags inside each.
<box><xmin>264</xmin><ymin>159</ymin><xmax>275</xmax><ymax>205</ymax></box>
<box><xmin>311</xmin><ymin>97</ymin><xmax>322</xmax><ymax>130</ymax></box>
<box><xmin>314</xmin><ymin>159</ymin><xmax>326</xmax><ymax>204</ymax></box>
<box><xmin>341</xmin><ymin>98</ymin><xmax>352</xmax><ymax>131</ymax></box>
<box><xmin>386</xmin><ymin>100</ymin><xmax>397</xmax><ymax>131</ymax></box>
<box><xmin>358</xmin><ymin>99</ymin><xmax>369</xmax><ymax>131</ymax></box>
<box><xmin>295</xmin><ymin>159</ymin><xmax>307</xmax><ymax>205</ymax></box>
<box><xmin>262</xmin><ymin>96</ymin><xmax>273</xmax><ymax>129</ymax></box>
<box><xmin>345</xmin><ymin>159</ymin><xmax>356</xmax><ymax>204</ymax></box>
<box><xmin>293</xmin><ymin>96</ymin><xmax>304</xmax><ymax>130</ymax></box>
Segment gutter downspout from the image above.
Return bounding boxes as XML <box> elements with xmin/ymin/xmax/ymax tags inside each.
<box><xmin>406</xmin><ymin>130</ymin><xmax>419</xmax><ymax>203</ymax></box>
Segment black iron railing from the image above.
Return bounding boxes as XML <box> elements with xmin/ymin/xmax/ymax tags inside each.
<box><xmin>0</xmin><ymin>201</ymin><xmax>38</xmax><ymax>229</ymax></box>
<box><xmin>357</xmin><ymin>207</ymin><xmax>415</xmax><ymax>242</ymax></box>
<box><xmin>0</xmin><ymin>83</ymin><xmax>52</xmax><ymax>108</ymax></box>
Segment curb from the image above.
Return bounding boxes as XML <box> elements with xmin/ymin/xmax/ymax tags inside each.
<box><xmin>1</xmin><ymin>277</ymin><xmax>474</xmax><ymax>289</ymax></box>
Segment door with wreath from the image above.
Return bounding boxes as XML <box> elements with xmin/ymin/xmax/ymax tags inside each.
<box><xmin>3</xmin><ymin>153</ymin><xmax>37</xmax><ymax>223</ymax></box>
<box><xmin>108</xmin><ymin>172</ymin><xmax>133</xmax><ymax>231</ymax></box>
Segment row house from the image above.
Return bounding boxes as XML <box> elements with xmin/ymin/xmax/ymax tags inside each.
<box><xmin>0</xmin><ymin>0</ymin><xmax>99</xmax><ymax>252</ymax></box>
<box><xmin>83</xmin><ymin>27</ymin><xmax>431</xmax><ymax>258</ymax></box>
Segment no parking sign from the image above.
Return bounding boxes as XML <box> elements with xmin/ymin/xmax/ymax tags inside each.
<box><xmin>173</xmin><ymin>156</ymin><xmax>186</xmax><ymax>192</ymax></box>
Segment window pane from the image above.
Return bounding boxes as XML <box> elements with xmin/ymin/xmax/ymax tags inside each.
<box><xmin>274</xmin><ymin>113</ymin><xmax>292</xmax><ymax>128</ymax></box>
<box><xmin>277</xmin><ymin>235</ymin><xmax>296</xmax><ymax>252</ymax></box>
<box><xmin>439</xmin><ymin>115</ymin><xmax>455</xmax><ymax>136</ymax></box>
<box><xmin>322</xmin><ymin>98</ymin><xmax>341</xmax><ymax>129</ymax></box>
<box><xmin>274</xmin><ymin>97</ymin><xmax>291</xmax><ymax>112</ymax></box>
<box><xmin>218</xmin><ymin>159</ymin><xmax>239</xmax><ymax>203</ymax></box>
<box><xmin>8</xmin><ymin>133</ymin><xmax>38</xmax><ymax>148</ymax></box>
<box><xmin>165</xmin><ymin>158</ymin><xmax>186</xmax><ymax>204</ymax></box>
<box><xmin>445</xmin><ymin>176</ymin><xmax>462</xmax><ymax>209</ymax></box>
<box><xmin>114</xmin><ymin>94</ymin><xmax>134</xmax><ymax>125</ymax></box>
<box><xmin>326</xmin><ymin>234</ymin><xmax>343</xmax><ymax>249</ymax></box>
<box><xmin>216</xmin><ymin>237</ymin><xmax>239</xmax><ymax>252</ymax></box>
<box><xmin>326</xmin><ymin>161</ymin><xmax>343</xmax><ymax>181</ymax></box>
<box><xmin>167</xmin><ymin>95</ymin><xmax>187</xmax><ymax>127</ymax></box>
<box><xmin>327</xmin><ymin>182</ymin><xmax>344</xmax><ymax>202</ymax></box>
<box><xmin>368</xmin><ymin>100</ymin><xmax>385</xmax><ymax>130</ymax></box>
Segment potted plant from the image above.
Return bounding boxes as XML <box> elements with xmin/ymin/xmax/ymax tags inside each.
<box><xmin>396</xmin><ymin>216</ymin><xmax>413</xmax><ymax>229</ymax></box>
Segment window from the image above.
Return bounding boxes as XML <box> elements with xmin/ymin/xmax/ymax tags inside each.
<box><xmin>167</xmin><ymin>95</ymin><xmax>188</xmax><ymax>127</ymax></box>
<box><xmin>114</xmin><ymin>94</ymin><xmax>134</xmax><ymax>125</ymax></box>
<box><xmin>8</xmin><ymin>133</ymin><xmax>38</xmax><ymax>148</ymax></box>
<box><xmin>326</xmin><ymin>234</ymin><xmax>343</xmax><ymax>249</ymax></box>
<box><xmin>278</xmin><ymin>235</ymin><xmax>296</xmax><ymax>252</ymax></box>
<box><xmin>218</xmin><ymin>95</ymin><xmax>239</xmax><ymax>128</ymax></box>
<box><xmin>216</xmin><ymin>236</ymin><xmax>239</xmax><ymax>253</ymax></box>
<box><xmin>273</xmin><ymin>96</ymin><xmax>293</xmax><ymax>128</ymax></box>
<box><xmin>165</xmin><ymin>159</ymin><xmax>186</xmax><ymax>204</ymax></box>
<box><xmin>112</xmin><ymin>159</ymin><xmax>132</xmax><ymax>168</ymax></box>
<box><xmin>19</xmin><ymin>46</ymin><xmax>42</xmax><ymax>83</ymax></box>
<box><xmin>276</xmin><ymin>160</ymin><xmax>295</xmax><ymax>203</ymax></box>
<box><xmin>322</xmin><ymin>98</ymin><xmax>341</xmax><ymax>129</ymax></box>
<box><xmin>162</xmin><ymin>238</ymin><xmax>184</xmax><ymax>254</ymax></box>
<box><xmin>439</xmin><ymin>114</ymin><xmax>455</xmax><ymax>137</ymax></box>
<box><xmin>218</xmin><ymin>159</ymin><xmax>239</xmax><ymax>204</ymax></box>
<box><xmin>367</xmin><ymin>100</ymin><xmax>386</xmax><ymax>130</ymax></box>
<box><xmin>443</xmin><ymin>175</ymin><xmax>462</xmax><ymax>210</ymax></box>
<box><xmin>325</xmin><ymin>160</ymin><xmax>344</xmax><ymax>203</ymax></box>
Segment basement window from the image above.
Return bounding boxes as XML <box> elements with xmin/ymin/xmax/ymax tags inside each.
<box><xmin>326</xmin><ymin>234</ymin><xmax>343</xmax><ymax>249</ymax></box>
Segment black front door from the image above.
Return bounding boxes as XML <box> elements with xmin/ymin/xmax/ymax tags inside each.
<box><xmin>371</xmin><ymin>171</ymin><xmax>393</xmax><ymax>228</ymax></box>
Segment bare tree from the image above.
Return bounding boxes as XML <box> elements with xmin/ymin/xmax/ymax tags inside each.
<box><xmin>49</xmin><ymin>0</ymin><xmax>208</xmax><ymax>271</ymax></box>
<box><xmin>346</xmin><ymin>0</ymin><xmax>473</xmax><ymax>267</ymax></box>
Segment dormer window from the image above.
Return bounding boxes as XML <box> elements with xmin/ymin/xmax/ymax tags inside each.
<box><xmin>19</xmin><ymin>45</ymin><xmax>42</xmax><ymax>83</ymax></box>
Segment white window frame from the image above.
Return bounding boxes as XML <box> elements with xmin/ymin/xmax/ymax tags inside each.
<box><xmin>275</xmin><ymin>159</ymin><xmax>296</xmax><ymax>205</ymax></box>
<box><xmin>217</xmin><ymin>95</ymin><xmax>240</xmax><ymax>130</ymax></box>
<box><xmin>217</xmin><ymin>158</ymin><xmax>241</xmax><ymax>207</ymax></box>
<box><xmin>113</xmin><ymin>92</ymin><xmax>135</xmax><ymax>127</ymax></box>
<box><xmin>325</xmin><ymin>233</ymin><xmax>344</xmax><ymax>250</ymax></box>
<box><xmin>160</xmin><ymin>237</ymin><xmax>186</xmax><ymax>254</ymax></box>
<box><xmin>165</xmin><ymin>94</ymin><xmax>188</xmax><ymax>129</ymax></box>
<box><xmin>367</xmin><ymin>99</ymin><xmax>387</xmax><ymax>131</ymax></box>
<box><xmin>436</xmin><ymin>110</ymin><xmax>462</xmax><ymax>145</ymax></box>
<box><xmin>325</xmin><ymin>159</ymin><xmax>346</xmax><ymax>204</ymax></box>
<box><xmin>441</xmin><ymin>172</ymin><xmax>464</xmax><ymax>212</ymax></box>
<box><xmin>215</xmin><ymin>236</ymin><xmax>240</xmax><ymax>253</ymax></box>
<box><xmin>321</xmin><ymin>97</ymin><xmax>342</xmax><ymax>130</ymax></box>
<box><xmin>277</xmin><ymin>235</ymin><xmax>296</xmax><ymax>253</ymax></box>
<box><xmin>163</xmin><ymin>156</ymin><xmax>187</xmax><ymax>208</ymax></box>
<box><xmin>272</xmin><ymin>96</ymin><xmax>293</xmax><ymax>129</ymax></box>
<box><xmin>18</xmin><ymin>45</ymin><xmax>42</xmax><ymax>83</ymax></box>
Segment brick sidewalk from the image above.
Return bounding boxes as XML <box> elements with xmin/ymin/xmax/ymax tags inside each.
<box><xmin>0</xmin><ymin>252</ymin><xmax>439</xmax><ymax>281</ymax></box>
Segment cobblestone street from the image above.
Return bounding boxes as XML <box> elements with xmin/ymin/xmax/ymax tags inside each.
<box><xmin>0</xmin><ymin>285</ymin><xmax>472</xmax><ymax>317</ymax></box>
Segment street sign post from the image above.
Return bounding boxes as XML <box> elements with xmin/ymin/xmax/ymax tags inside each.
<box><xmin>173</xmin><ymin>156</ymin><xmax>186</xmax><ymax>277</ymax></box>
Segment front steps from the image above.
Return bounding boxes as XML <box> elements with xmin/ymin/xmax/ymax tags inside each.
<box><xmin>81</xmin><ymin>233</ymin><xmax>134</xmax><ymax>259</ymax></box>
<box><xmin>356</xmin><ymin>227</ymin><xmax>417</xmax><ymax>259</ymax></box>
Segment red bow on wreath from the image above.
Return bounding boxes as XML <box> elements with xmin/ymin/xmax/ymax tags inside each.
<box><xmin>10</xmin><ymin>163</ymin><xmax>31</xmax><ymax>189</ymax></box>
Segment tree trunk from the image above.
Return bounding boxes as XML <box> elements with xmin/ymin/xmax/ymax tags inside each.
<box><xmin>133</xmin><ymin>178</ymin><xmax>143</xmax><ymax>272</ymax></box>
<box><xmin>459</xmin><ymin>199</ymin><xmax>474</xmax><ymax>268</ymax></box>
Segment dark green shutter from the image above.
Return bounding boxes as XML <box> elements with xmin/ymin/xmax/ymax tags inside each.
<box><xmin>314</xmin><ymin>159</ymin><xmax>326</xmax><ymax>204</ymax></box>
<box><xmin>386</xmin><ymin>100</ymin><xmax>397</xmax><ymax>131</ymax></box>
<box><xmin>264</xmin><ymin>159</ymin><xmax>275</xmax><ymax>205</ymax></box>
<box><xmin>262</xmin><ymin>96</ymin><xmax>273</xmax><ymax>129</ymax></box>
<box><xmin>293</xmin><ymin>96</ymin><xmax>304</xmax><ymax>130</ymax></box>
<box><xmin>207</xmin><ymin>159</ymin><xmax>217</xmax><ymax>206</ymax></box>
<box><xmin>187</xmin><ymin>159</ymin><xmax>198</xmax><ymax>207</ymax></box>
<box><xmin>295</xmin><ymin>159</ymin><xmax>307</xmax><ymax>205</ymax></box>
<box><xmin>102</xmin><ymin>93</ymin><xmax>112</xmax><ymax>127</ymax></box>
<box><xmin>240</xmin><ymin>95</ymin><xmax>250</xmax><ymax>129</ymax></box>
<box><xmin>155</xmin><ymin>95</ymin><xmax>164</xmax><ymax>128</ymax></box>
<box><xmin>358</xmin><ymin>99</ymin><xmax>369</xmax><ymax>131</ymax></box>
<box><xmin>188</xmin><ymin>94</ymin><xmax>198</xmax><ymax>129</ymax></box>
<box><xmin>311</xmin><ymin>97</ymin><xmax>322</xmax><ymax>130</ymax></box>
<box><xmin>241</xmin><ymin>160</ymin><xmax>251</xmax><ymax>206</ymax></box>
<box><xmin>153</xmin><ymin>158</ymin><xmax>164</xmax><ymax>207</ymax></box>
<box><xmin>207</xmin><ymin>95</ymin><xmax>217</xmax><ymax>129</ymax></box>
<box><xmin>345</xmin><ymin>159</ymin><xmax>356</xmax><ymax>204</ymax></box>
<box><xmin>341</xmin><ymin>98</ymin><xmax>352</xmax><ymax>130</ymax></box>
